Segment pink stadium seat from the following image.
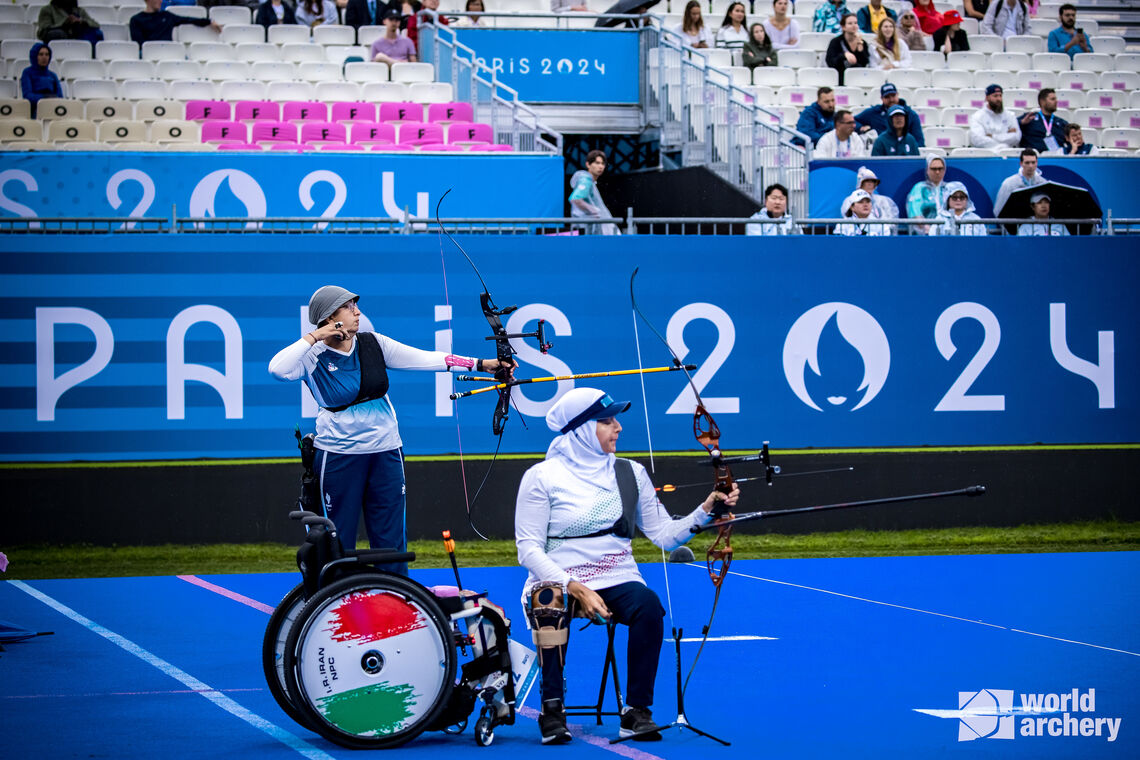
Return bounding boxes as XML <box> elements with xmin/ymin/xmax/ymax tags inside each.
<box><xmin>186</xmin><ymin>100</ymin><xmax>231</xmax><ymax>121</ymax></box>
<box><xmin>300</xmin><ymin>121</ymin><xmax>348</xmax><ymax>143</ymax></box>
<box><xmin>418</xmin><ymin>143</ymin><xmax>464</xmax><ymax>151</ymax></box>
<box><xmin>349</xmin><ymin>121</ymin><xmax>396</xmax><ymax>145</ymax></box>
<box><xmin>370</xmin><ymin>143</ymin><xmax>415</xmax><ymax>151</ymax></box>
<box><xmin>201</xmin><ymin>120</ymin><xmax>247</xmax><ymax>142</ymax></box>
<box><xmin>233</xmin><ymin>100</ymin><xmax>280</xmax><ymax>122</ymax></box>
<box><xmin>446</xmin><ymin>122</ymin><xmax>492</xmax><ymax>145</ymax></box>
<box><xmin>216</xmin><ymin>142</ymin><xmax>261</xmax><ymax>150</ymax></box>
<box><xmin>379</xmin><ymin>101</ymin><xmax>425</xmax><ymax>122</ymax></box>
<box><xmin>397</xmin><ymin>122</ymin><xmax>444</xmax><ymax>145</ymax></box>
<box><xmin>469</xmin><ymin>144</ymin><xmax>514</xmax><ymax>152</ymax></box>
<box><xmin>427</xmin><ymin>102</ymin><xmax>474</xmax><ymax>123</ymax></box>
<box><xmin>268</xmin><ymin>142</ymin><xmax>315</xmax><ymax>152</ymax></box>
<box><xmin>330</xmin><ymin>101</ymin><xmax>378</xmax><ymax>122</ymax></box>
<box><xmin>251</xmin><ymin>120</ymin><xmax>299</xmax><ymax>143</ymax></box>
<box><xmin>282</xmin><ymin>100</ymin><xmax>328</xmax><ymax>122</ymax></box>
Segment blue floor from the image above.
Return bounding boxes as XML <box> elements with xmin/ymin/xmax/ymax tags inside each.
<box><xmin>2</xmin><ymin>553</ymin><xmax>1138</xmax><ymax>759</ymax></box>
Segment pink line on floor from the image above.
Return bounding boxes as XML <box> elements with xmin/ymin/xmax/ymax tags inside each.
<box><xmin>518</xmin><ymin>706</ymin><xmax>667</xmax><ymax>760</ymax></box>
<box><xmin>176</xmin><ymin>574</ymin><xmax>275</xmax><ymax>614</ymax></box>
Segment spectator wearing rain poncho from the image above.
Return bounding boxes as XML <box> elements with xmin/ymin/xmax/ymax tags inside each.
<box><xmin>905</xmin><ymin>153</ymin><xmax>951</xmax><ymax>234</ymax></box>
<box><xmin>834</xmin><ymin>189</ymin><xmax>892</xmax><ymax>236</ymax></box>
<box><xmin>855</xmin><ymin>166</ymin><xmax>899</xmax><ymax>232</ymax></box>
<box><xmin>931</xmin><ymin>181</ymin><xmax>988</xmax><ymax>236</ymax></box>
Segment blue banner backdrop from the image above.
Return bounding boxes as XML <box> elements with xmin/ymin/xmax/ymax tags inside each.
<box><xmin>0</xmin><ymin>235</ymin><xmax>1135</xmax><ymax>461</ymax></box>
<box><xmin>808</xmin><ymin>157</ymin><xmax>1140</xmax><ymax>219</ymax></box>
<box><xmin>0</xmin><ymin>153</ymin><xmax>563</xmax><ymax>222</ymax></box>
<box><xmin>452</xmin><ymin>29</ymin><xmax>640</xmax><ymax>104</ymax></box>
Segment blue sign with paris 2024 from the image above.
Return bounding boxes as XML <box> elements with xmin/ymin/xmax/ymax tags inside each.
<box><xmin>455</xmin><ymin>29</ymin><xmax>640</xmax><ymax>104</ymax></box>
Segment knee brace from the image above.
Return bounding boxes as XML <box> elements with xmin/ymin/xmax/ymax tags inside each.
<box><xmin>525</xmin><ymin>581</ymin><xmax>570</xmax><ymax>666</ymax></box>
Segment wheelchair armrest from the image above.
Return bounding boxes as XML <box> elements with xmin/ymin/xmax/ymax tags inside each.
<box><xmin>351</xmin><ymin>549</ymin><xmax>416</xmax><ymax>566</ymax></box>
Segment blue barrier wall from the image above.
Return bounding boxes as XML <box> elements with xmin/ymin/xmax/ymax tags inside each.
<box><xmin>454</xmin><ymin>29</ymin><xmax>640</xmax><ymax>104</ymax></box>
<box><xmin>809</xmin><ymin>157</ymin><xmax>1139</xmax><ymax>218</ymax></box>
<box><xmin>1</xmin><ymin>235</ymin><xmax>1134</xmax><ymax>461</ymax></box>
<box><xmin>0</xmin><ymin>153</ymin><xmax>563</xmax><ymax>221</ymax></box>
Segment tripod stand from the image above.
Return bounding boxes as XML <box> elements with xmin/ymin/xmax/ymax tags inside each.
<box><xmin>609</xmin><ymin>625</ymin><xmax>730</xmax><ymax>745</ymax></box>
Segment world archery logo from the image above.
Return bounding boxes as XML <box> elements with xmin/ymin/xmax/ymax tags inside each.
<box><xmin>915</xmin><ymin>687</ymin><xmax>1122</xmax><ymax>743</ymax></box>
<box><xmin>958</xmin><ymin>689</ymin><xmax>1016</xmax><ymax>741</ymax></box>
<box><xmin>782</xmin><ymin>303</ymin><xmax>890</xmax><ymax>412</ymax></box>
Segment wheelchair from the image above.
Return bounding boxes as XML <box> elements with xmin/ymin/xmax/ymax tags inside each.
<box><xmin>262</xmin><ymin>509</ymin><xmax>524</xmax><ymax>749</ymax></box>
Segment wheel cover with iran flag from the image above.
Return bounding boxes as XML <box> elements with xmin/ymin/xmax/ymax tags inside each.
<box><xmin>295</xmin><ymin>589</ymin><xmax>451</xmax><ymax>736</ymax></box>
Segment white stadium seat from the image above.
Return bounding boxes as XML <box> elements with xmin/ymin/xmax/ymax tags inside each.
<box><xmin>361</xmin><ymin>82</ymin><xmax>410</xmax><ymax>101</ymax></box>
<box><xmin>141</xmin><ymin>41</ymin><xmax>187</xmax><ymax>62</ymax></box>
<box><xmin>188</xmin><ymin>42</ymin><xmax>236</xmax><ymax>62</ymax></box>
<box><xmin>887</xmin><ymin>69</ymin><xmax>929</xmax><ymax>89</ymax></box>
<box><xmin>974</xmin><ymin>70</ymin><xmax>1015</xmax><ymax>90</ymax></box>
<box><xmin>170</xmin><ymin>5</ymin><xmax>208</xmax><ymax>19</ymax></box>
<box><xmin>1058</xmin><ymin>70</ymin><xmax>1099</xmax><ymax>91</ymax></box>
<box><xmin>1015</xmin><ymin>70</ymin><xmax>1058</xmax><ymax>91</ymax></box>
<box><xmin>209</xmin><ymin>6</ymin><xmax>253</xmax><ymax>25</ymax></box>
<box><xmin>85</xmin><ymin>99</ymin><xmax>132</xmax><ymax>121</ymax></box>
<box><xmin>312</xmin><ymin>25</ymin><xmax>356</xmax><ymax>46</ymax></box>
<box><xmin>168</xmin><ymin>80</ymin><xmax>218</xmax><ymax>101</ymax></box>
<box><xmin>752</xmin><ymin>67</ymin><xmax>796</xmax><ymax>88</ymax></box>
<box><xmin>844</xmin><ymin>68</ymin><xmax>885</xmax><ymax>89</ymax></box>
<box><xmin>45</xmin><ymin>39</ymin><xmax>94</xmax><ymax>61</ymax></box>
<box><xmin>313</xmin><ymin>81</ymin><xmax>363</xmax><ymax>102</ymax></box>
<box><xmin>798</xmin><ymin>67</ymin><xmax>838</xmax><ymax>88</ymax></box>
<box><xmin>1099</xmin><ymin>71</ymin><xmax>1140</xmax><ymax>92</ymax></box>
<box><xmin>69</xmin><ymin>78</ymin><xmax>118</xmax><ymax>100</ymax></box>
<box><xmin>931</xmin><ymin>69</ymin><xmax>973</xmax><ymax>90</ymax></box>
<box><xmin>776</xmin><ymin>49</ymin><xmax>818</xmax><ymax>69</ymax></box>
<box><xmin>914</xmin><ymin>87</ymin><xmax>954</xmax><ymax>109</ymax></box>
<box><xmin>1073</xmin><ymin>108</ymin><xmax>1114</xmax><ymax>131</ymax></box>
<box><xmin>1004</xmin><ymin>35</ymin><xmax>1045</xmax><ymax>55</ymax></box>
<box><xmin>969</xmin><ymin>35</ymin><xmax>1004</xmax><ymax>54</ymax></box>
<box><xmin>268</xmin><ymin>25</ymin><xmax>311</xmax><ymax>45</ymax></box>
<box><xmin>946</xmin><ymin>51</ymin><xmax>986</xmax><ymax>71</ymax></box>
<box><xmin>60</xmin><ymin>59</ymin><xmax>108</xmax><ymax>81</ymax></box>
<box><xmin>175</xmin><ymin>24</ymin><xmax>221</xmax><ymax>43</ymax></box>
<box><xmin>1100</xmin><ymin>128</ymin><xmax>1140</xmax><ymax>150</ymax></box>
<box><xmin>1031</xmin><ymin>53</ymin><xmax>1071</xmax><ymax>73</ymax></box>
<box><xmin>136</xmin><ymin>101</ymin><xmax>187</xmax><ymax>122</ymax></box>
<box><xmin>1116</xmin><ymin>55</ymin><xmax>1140</xmax><ymax>74</ymax></box>
<box><xmin>221</xmin><ymin>24</ymin><xmax>264</xmax><ymax>44</ymax></box>
<box><xmin>925</xmin><ymin>126</ymin><xmax>967</xmax><ymax>149</ymax></box>
<box><xmin>156</xmin><ymin>60</ymin><xmax>204</xmax><ymax>81</ymax></box>
<box><xmin>120</xmin><ymin>79</ymin><xmax>169</xmax><ymax>101</ymax></box>
<box><xmin>911</xmin><ymin>106</ymin><xmax>940</xmax><ymax>127</ymax></box>
<box><xmin>99</xmin><ymin>120</ymin><xmax>149</xmax><ymax>143</ymax></box>
<box><xmin>251</xmin><ymin>62</ymin><xmax>298</xmax><ymax>82</ymax></box>
<box><xmin>1054</xmin><ymin>88</ymin><xmax>1086</xmax><ymax>109</ymax></box>
<box><xmin>908</xmin><ymin>51</ymin><xmax>946</xmax><ymax>71</ymax></box>
<box><xmin>1085</xmin><ymin>89</ymin><xmax>1125</xmax><ymax>110</ymax></box>
<box><xmin>282</xmin><ymin>43</ymin><xmax>328</xmax><ymax>64</ymax></box>
<box><xmin>1089</xmin><ymin>36</ymin><xmax>1125</xmax><ymax>55</ymax></box>
<box><xmin>1003</xmin><ymin>89</ymin><xmax>1036</xmax><ymax>111</ymax></box>
<box><xmin>204</xmin><ymin>61</ymin><xmax>252</xmax><ymax>81</ymax></box>
<box><xmin>236</xmin><ymin>43</ymin><xmax>282</xmax><ymax>62</ymax></box>
<box><xmin>344</xmin><ymin>62</ymin><xmax>391</xmax><ymax>83</ymax></box>
<box><xmin>390</xmin><ymin>62</ymin><xmax>435</xmax><ymax>84</ymax></box>
<box><xmin>1115</xmin><ymin>109</ymin><xmax>1140</xmax><ymax>130</ymax></box>
<box><xmin>1072</xmin><ymin>53</ymin><xmax>1113</xmax><ymax>73</ymax></box>
<box><xmin>950</xmin><ymin>146</ymin><xmax>998</xmax><ymax>157</ymax></box>
<box><xmin>941</xmin><ymin>107</ymin><xmax>974</xmax><ymax>129</ymax></box>
<box><xmin>36</xmin><ymin>98</ymin><xmax>84</xmax><ymax>121</ymax></box>
<box><xmin>219</xmin><ymin>80</ymin><xmax>268</xmax><ymax>101</ymax></box>
<box><xmin>107</xmin><ymin>60</ymin><xmax>156</xmax><ymax>81</ymax></box>
<box><xmin>989</xmin><ymin>52</ymin><xmax>1031</xmax><ymax>72</ymax></box>
<box><xmin>266</xmin><ymin>81</ymin><xmax>316</xmax><ymax>101</ymax></box>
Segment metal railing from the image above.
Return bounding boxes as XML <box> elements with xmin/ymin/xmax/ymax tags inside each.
<box><xmin>1</xmin><ymin>215</ymin><xmax>1132</xmax><ymax>235</ymax></box>
<box><xmin>419</xmin><ymin>12</ymin><xmax>563</xmax><ymax>154</ymax></box>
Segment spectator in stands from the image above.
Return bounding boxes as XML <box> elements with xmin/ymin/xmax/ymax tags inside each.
<box><xmin>906</xmin><ymin>154</ymin><xmax>950</xmax><ymax>233</ymax></box>
<box><xmin>1018</xmin><ymin>88</ymin><xmax>1068</xmax><ymax>153</ymax></box>
<box><xmin>962</xmin><ymin>0</ymin><xmax>988</xmax><ymax>22</ymax></box>
<box><xmin>872</xmin><ymin>104</ymin><xmax>920</xmax><ymax>154</ymax></box>
<box><xmin>455</xmin><ymin>0</ymin><xmax>486</xmax><ymax>27</ymax></box>
<box><xmin>835</xmin><ymin>190</ymin><xmax>891</xmax><ymax>235</ymax></box>
<box><xmin>674</xmin><ymin>1</ymin><xmax>711</xmax><ymax>48</ymax></box>
<box><xmin>980</xmin><ymin>0</ymin><xmax>1028</xmax><ymax>39</ymax></box>
<box><xmin>742</xmin><ymin>23</ymin><xmax>779</xmax><ymax>68</ymax></box>
<box><xmin>816</xmin><ymin>109</ymin><xmax>868</xmax><ymax>157</ymax></box>
<box><xmin>569</xmin><ymin>150</ymin><xmax>619</xmax><ymax>235</ymax></box>
<box><xmin>933</xmin><ymin>10</ymin><xmax>969</xmax><ymax>53</ymax></box>
<box><xmin>969</xmin><ymin>84</ymin><xmax>1021</xmax><ymax>149</ymax></box>
<box><xmin>20</xmin><ymin>43</ymin><xmax>63</xmax><ymax>119</ymax></box>
<box><xmin>256</xmin><ymin>0</ymin><xmax>299</xmax><ymax>28</ymax></box>
<box><xmin>1017</xmin><ymin>191</ymin><xmax>1069</xmax><ymax>236</ymax></box>
<box><xmin>1061</xmin><ymin>123</ymin><xmax>1096</xmax><ymax>155</ymax></box>
<box><xmin>746</xmin><ymin>183</ymin><xmax>797</xmax><ymax>235</ymax></box>
<box><xmin>764</xmin><ymin>0</ymin><xmax>800</xmax><ymax>51</ymax></box>
<box><xmin>932</xmin><ymin>182</ymin><xmax>988</xmax><ymax>236</ymax></box>
<box><xmin>1048</xmin><ymin>4</ymin><xmax>1093</xmax><ymax>59</ymax></box>
<box><xmin>36</xmin><ymin>0</ymin><xmax>104</xmax><ymax>49</ymax></box>
<box><xmin>346</xmin><ymin>0</ymin><xmax>394</xmax><ymax>28</ymax></box>
<box><xmin>856</xmin><ymin>83</ymin><xmax>925</xmax><ymax>146</ymax></box>
<box><xmin>870</xmin><ymin>18</ymin><xmax>912</xmax><ymax>70</ymax></box>
<box><xmin>813</xmin><ymin>0</ymin><xmax>848</xmax><ymax>34</ymax></box>
<box><xmin>856</xmin><ymin>166</ymin><xmax>900</xmax><ymax>221</ymax></box>
<box><xmin>912</xmin><ymin>0</ymin><xmax>942</xmax><ymax>35</ymax></box>
<box><xmin>716</xmin><ymin>3</ymin><xmax>750</xmax><ymax>49</ymax></box>
<box><xmin>796</xmin><ymin>87</ymin><xmax>837</xmax><ymax>147</ymax></box>
<box><xmin>856</xmin><ymin>0</ymin><xmax>896</xmax><ymax>33</ymax></box>
<box><xmin>297</xmin><ymin>0</ymin><xmax>340</xmax><ymax>27</ymax></box>
<box><xmin>372</xmin><ymin>9</ymin><xmax>417</xmax><ymax>62</ymax></box>
<box><xmin>552</xmin><ymin>0</ymin><xmax>590</xmax><ymax>12</ymax></box>
<box><xmin>825</xmin><ymin>14</ymin><xmax>869</xmax><ymax>85</ymax></box>
<box><xmin>131</xmin><ymin>0</ymin><xmax>221</xmax><ymax>44</ymax></box>
<box><xmin>406</xmin><ymin>0</ymin><xmax>450</xmax><ymax>45</ymax></box>
<box><xmin>896</xmin><ymin>9</ymin><xmax>926</xmax><ymax>51</ymax></box>
<box><xmin>994</xmin><ymin>148</ymin><xmax>1046</xmax><ymax>214</ymax></box>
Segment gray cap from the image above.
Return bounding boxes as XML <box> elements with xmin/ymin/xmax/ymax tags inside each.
<box><xmin>308</xmin><ymin>285</ymin><xmax>358</xmax><ymax>325</ymax></box>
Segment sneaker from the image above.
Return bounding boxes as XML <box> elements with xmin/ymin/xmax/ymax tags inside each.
<box><xmin>619</xmin><ymin>705</ymin><xmax>663</xmax><ymax>741</ymax></box>
<box><xmin>539</xmin><ymin>699</ymin><xmax>572</xmax><ymax>745</ymax></box>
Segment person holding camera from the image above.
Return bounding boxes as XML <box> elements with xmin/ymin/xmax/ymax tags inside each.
<box><xmin>1048</xmin><ymin>4</ymin><xmax>1093</xmax><ymax>59</ymax></box>
<box><xmin>268</xmin><ymin>286</ymin><xmax>511</xmax><ymax>574</ymax></box>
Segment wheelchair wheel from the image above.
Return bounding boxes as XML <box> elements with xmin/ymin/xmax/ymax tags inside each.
<box><xmin>261</xmin><ymin>582</ymin><xmax>311</xmax><ymax>729</ymax></box>
<box><xmin>283</xmin><ymin>573</ymin><xmax>456</xmax><ymax>749</ymax></box>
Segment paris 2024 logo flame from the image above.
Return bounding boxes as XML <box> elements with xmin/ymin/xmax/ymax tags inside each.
<box><xmin>782</xmin><ymin>303</ymin><xmax>890</xmax><ymax>412</ymax></box>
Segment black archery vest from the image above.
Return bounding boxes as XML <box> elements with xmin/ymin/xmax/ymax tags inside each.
<box><xmin>323</xmin><ymin>332</ymin><xmax>390</xmax><ymax>413</ymax></box>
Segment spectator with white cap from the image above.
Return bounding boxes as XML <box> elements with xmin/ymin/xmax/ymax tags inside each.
<box><xmin>268</xmin><ymin>285</ymin><xmax>512</xmax><ymax>572</ymax></box>
<box><xmin>835</xmin><ymin>189</ymin><xmax>892</xmax><ymax>235</ymax></box>
<box><xmin>1017</xmin><ymin>191</ymin><xmax>1070</xmax><ymax>236</ymax></box>
<box><xmin>855</xmin><ymin>166</ymin><xmax>899</xmax><ymax>227</ymax></box>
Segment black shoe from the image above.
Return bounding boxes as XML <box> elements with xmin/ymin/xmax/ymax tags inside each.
<box><xmin>619</xmin><ymin>706</ymin><xmax>663</xmax><ymax>741</ymax></box>
<box><xmin>540</xmin><ymin>699</ymin><xmax>572</xmax><ymax>745</ymax></box>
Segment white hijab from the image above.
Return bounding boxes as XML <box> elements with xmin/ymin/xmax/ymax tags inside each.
<box><xmin>544</xmin><ymin>388</ymin><xmax>614</xmax><ymax>482</ymax></box>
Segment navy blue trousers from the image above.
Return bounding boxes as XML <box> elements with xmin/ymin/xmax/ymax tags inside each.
<box><xmin>540</xmin><ymin>581</ymin><xmax>666</xmax><ymax>709</ymax></box>
<box><xmin>315</xmin><ymin>447</ymin><xmax>408</xmax><ymax>576</ymax></box>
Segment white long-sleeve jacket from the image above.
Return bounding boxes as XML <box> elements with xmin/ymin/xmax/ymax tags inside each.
<box><xmin>969</xmin><ymin>106</ymin><xmax>1021</xmax><ymax>149</ymax></box>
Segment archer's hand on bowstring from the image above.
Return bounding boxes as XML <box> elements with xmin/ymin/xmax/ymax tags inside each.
<box><xmin>700</xmin><ymin>482</ymin><xmax>740</xmax><ymax>516</ymax></box>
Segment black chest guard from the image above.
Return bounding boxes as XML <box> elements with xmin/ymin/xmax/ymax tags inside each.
<box><xmin>324</xmin><ymin>332</ymin><xmax>390</xmax><ymax>412</ymax></box>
